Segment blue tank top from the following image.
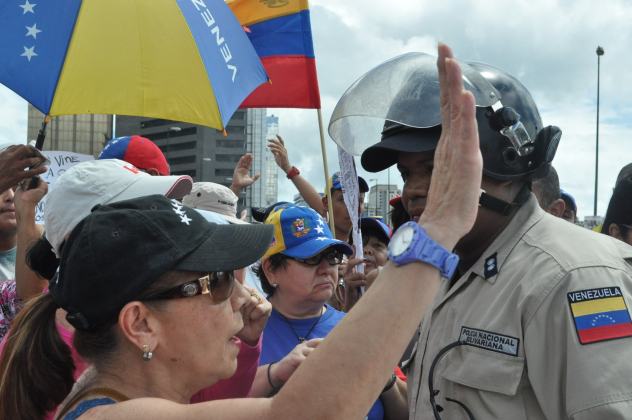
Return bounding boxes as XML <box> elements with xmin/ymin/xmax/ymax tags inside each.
<box><xmin>63</xmin><ymin>397</ymin><xmax>116</xmax><ymax>420</ymax></box>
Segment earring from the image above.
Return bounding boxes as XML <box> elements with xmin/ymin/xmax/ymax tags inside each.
<box><xmin>142</xmin><ymin>344</ymin><xmax>153</xmax><ymax>362</ymax></box>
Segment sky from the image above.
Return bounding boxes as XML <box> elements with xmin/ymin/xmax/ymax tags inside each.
<box><xmin>1</xmin><ymin>0</ymin><xmax>631</xmax><ymax>219</ymax></box>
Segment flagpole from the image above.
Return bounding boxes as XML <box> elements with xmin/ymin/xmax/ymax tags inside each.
<box><xmin>317</xmin><ymin>108</ymin><xmax>336</xmax><ymax>234</ymax></box>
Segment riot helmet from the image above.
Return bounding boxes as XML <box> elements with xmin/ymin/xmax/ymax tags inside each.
<box><xmin>328</xmin><ymin>53</ymin><xmax>560</xmax><ymax>182</ymax></box>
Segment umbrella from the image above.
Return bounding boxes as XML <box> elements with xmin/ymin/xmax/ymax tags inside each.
<box><xmin>0</xmin><ymin>0</ymin><xmax>268</xmax><ymax>148</ymax></box>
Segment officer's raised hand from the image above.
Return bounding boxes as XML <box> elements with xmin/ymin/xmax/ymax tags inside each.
<box><xmin>418</xmin><ymin>44</ymin><xmax>482</xmax><ymax>250</ymax></box>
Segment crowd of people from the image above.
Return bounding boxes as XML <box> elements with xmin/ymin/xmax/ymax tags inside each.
<box><xmin>0</xmin><ymin>43</ymin><xmax>631</xmax><ymax>420</ymax></box>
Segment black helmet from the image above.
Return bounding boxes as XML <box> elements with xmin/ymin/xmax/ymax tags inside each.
<box><xmin>360</xmin><ymin>61</ymin><xmax>561</xmax><ymax>182</ymax></box>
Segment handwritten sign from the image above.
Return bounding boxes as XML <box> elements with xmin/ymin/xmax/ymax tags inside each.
<box><xmin>35</xmin><ymin>151</ymin><xmax>94</xmax><ymax>224</ymax></box>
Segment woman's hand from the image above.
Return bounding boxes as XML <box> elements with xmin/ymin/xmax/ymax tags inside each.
<box><xmin>237</xmin><ymin>287</ymin><xmax>272</xmax><ymax>346</ymax></box>
<box><xmin>270</xmin><ymin>338</ymin><xmax>322</xmax><ymax>385</ymax></box>
<box><xmin>419</xmin><ymin>44</ymin><xmax>483</xmax><ymax>249</ymax></box>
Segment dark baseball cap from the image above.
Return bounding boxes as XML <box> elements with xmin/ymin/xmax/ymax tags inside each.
<box><xmin>51</xmin><ymin>195</ymin><xmax>273</xmax><ymax>331</ymax></box>
<box><xmin>251</xmin><ymin>201</ymin><xmax>292</xmax><ymax>223</ymax></box>
<box><xmin>361</xmin><ymin>122</ymin><xmax>441</xmax><ymax>172</ymax></box>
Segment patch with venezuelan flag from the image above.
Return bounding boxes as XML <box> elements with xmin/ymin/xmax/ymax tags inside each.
<box><xmin>567</xmin><ymin>287</ymin><xmax>632</xmax><ymax>345</ymax></box>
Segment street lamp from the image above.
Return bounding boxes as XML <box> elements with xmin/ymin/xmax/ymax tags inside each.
<box><xmin>594</xmin><ymin>46</ymin><xmax>605</xmax><ymax>216</ymax></box>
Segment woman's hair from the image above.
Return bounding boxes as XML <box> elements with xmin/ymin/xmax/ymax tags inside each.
<box><xmin>254</xmin><ymin>253</ymin><xmax>290</xmax><ymax>296</ymax></box>
<box><xmin>0</xmin><ymin>294</ymin><xmax>74</xmax><ymax>420</ymax></box>
<box><xmin>26</xmin><ymin>235</ymin><xmax>60</xmax><ymax>280</ymax></box>
<box><xmin>0</xmin><ymin>271</ymin><xmax>189</xmax><ymax>420</ymax></box>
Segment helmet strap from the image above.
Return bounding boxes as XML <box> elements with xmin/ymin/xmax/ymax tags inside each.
<box><xmin>479</xmin><ymin>184</ymin><xmax>531</xmax><ymax>216</ymax></box>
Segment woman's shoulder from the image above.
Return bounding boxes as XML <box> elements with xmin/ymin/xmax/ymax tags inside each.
<box><xmin>60</xmin><ymin>397</ymin><xmax>116</xmax><ymax>420</ymax></box>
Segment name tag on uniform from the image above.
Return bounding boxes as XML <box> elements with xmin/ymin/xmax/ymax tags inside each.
<box><xmin>459</xmin><ymin>326</ymin><xmax>519</xmax><ymax>356</ymax></box>
<box><xmin>567</xmin><ymin>286</ymin><xmax>632</xmax><ymax>345</ymax></box>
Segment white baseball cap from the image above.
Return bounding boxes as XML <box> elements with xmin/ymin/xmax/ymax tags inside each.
<box><xmin>45</xmin><ymin>159</ymin><xmax>193</xmax><ymax>256</ymax></box>
<box><xmin>182</xmin><ymin>182</ymin><xmax>247</xmax><ymax>224</ymax></box>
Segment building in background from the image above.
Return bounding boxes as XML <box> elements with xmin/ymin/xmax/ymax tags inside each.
<box><xmin>27</xmin><ymin>105</ymin><xmax>112</xmax><ymax>156</ymax></box>
<box><xmin>582</xmin><ymin>215</ymin><xmax>604</xmax><ymax>231</ymax></box>
<box><xmin>367</xmin><ymin>184</ymin><xmax>401</xmax><ymax>222</ymax></box>
<box><xmin>263</xmin><ymin>115</ymin><xmax>280</xmax><ymax>206</ymax></box>
<box><xmin>116</xmin><ymin>109</ymin><xmax>278</xmax><ymax>215</ymax></box>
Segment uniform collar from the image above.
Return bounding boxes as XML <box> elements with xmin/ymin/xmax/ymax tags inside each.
<box><xmin>468</xmin><ymin>193</ymin><xmax>544</xmax><ymax>283</ymax></box>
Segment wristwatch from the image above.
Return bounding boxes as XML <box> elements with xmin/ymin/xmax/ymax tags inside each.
<box><xmin>388</xmin><ymin>221</ymin><xmax>459</xmax><ymax>278</ymax></box>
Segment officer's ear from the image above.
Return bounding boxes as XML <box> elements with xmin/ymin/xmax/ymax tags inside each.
<box><xmin>546</xmin><ymin>198</ymin><xmax>566</xmax><ymax>218</ymax></box>
<box><xmin>609</xmin><ymin>223</ymin><xmax>624</xmax><ymax>240</ymax></box>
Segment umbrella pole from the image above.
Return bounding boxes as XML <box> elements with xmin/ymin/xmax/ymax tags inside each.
<box><xmin>317</xmin><ymin>108</ymin><xmax>336</xmax><ymax>235</ymax></box>
<box><xmin>34</xmin><ymin>115</ymin><xmax>51</xmax><ymax>150</ymax></box>
<box><xmin>27</xmin><ymin>115</ymin><xmax>51</xmax><ymax>189</ymax></box>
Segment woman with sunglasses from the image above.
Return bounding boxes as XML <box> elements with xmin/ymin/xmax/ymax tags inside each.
<box><xmin>0</xmin><ymin>43</ymin><xmax>483</xmax><ymax>419</ymax></box>
<box><xmin>255</xmin><ymin>205</ymin><xmax>407</xmax><ymax>418</ymax></box>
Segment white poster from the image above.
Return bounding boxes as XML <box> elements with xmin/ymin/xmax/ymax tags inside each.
<box><xmin>337</xmin><ymin>145</ymin><xmax>364</xmax><ymax>273</ymax></box>
<box><xmin>34</xmin><ymin>151</ymin><xmax>94</xmax><ymax>224</ymax></box>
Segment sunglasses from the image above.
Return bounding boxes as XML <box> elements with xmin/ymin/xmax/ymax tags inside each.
<box><xmin>291</xmin><ymin>250</ymin><xmax>345</xmax><ymax>266</ymax></box>
<box><xmin>143</xmin><ymin>271</ymin><xmax>235</xmax><ymax>304</ymax></box>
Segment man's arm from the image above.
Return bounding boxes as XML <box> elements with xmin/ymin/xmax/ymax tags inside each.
<box><xmin>14</xmin><ymin>178</ymin><xmax>48</xmax><ymax>300</ymax></box>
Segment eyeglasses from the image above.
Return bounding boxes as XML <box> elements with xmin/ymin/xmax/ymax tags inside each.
<box><xmin>143</xmin><ymin>272</ymin><xmax>235</xmax><ymax>304</ymax></box>
<box><xmin>291</xmin><ymin>250</ymin><xmax>345</xmax><ymax>266</ymax></box>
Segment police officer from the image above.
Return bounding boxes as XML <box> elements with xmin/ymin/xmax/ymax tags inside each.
<box><xmin>330</xmin><ymin>49</ymin><xmax>632</xmax><ymax>419</ymax></box>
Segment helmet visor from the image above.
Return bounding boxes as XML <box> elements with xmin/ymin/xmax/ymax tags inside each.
<box><xmin>328</xmin><ymin>52</ymin><xmax>501</xmax><ymax>155</ymax></box>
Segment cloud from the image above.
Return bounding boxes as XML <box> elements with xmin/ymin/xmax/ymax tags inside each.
<box><xmin>1</xmin><ymin>0</ymin><xmax>630</xmax><ymax>220</ymax></box>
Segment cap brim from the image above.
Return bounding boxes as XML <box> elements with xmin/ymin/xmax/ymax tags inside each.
<box><xmin>177</xmin><ymin>224</ymin><xmax>274</xmax><ymax>272</ymax></box>
<box><xmin>282</xmin><ymin>237</ymin><xmax>353</xmax><ymax>259</ymax></box>
<box><xmin>114</xmin><ymin>175</ymin><xmax>193</xmax><ymax>202</ymax></box>
<box><xmin>360</xmin><ymin>126</ymin><xmax>440</xmax><ymax>172</ymax></box>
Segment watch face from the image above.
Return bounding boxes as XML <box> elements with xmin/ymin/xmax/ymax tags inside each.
<box><xmin>390</xmin><ymin>225</ymin><xmax>415</xmax><ymax>256</ymax></box>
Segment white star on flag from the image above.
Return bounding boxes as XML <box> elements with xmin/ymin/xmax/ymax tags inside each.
<box><xmin>314</xmin><ymin>225</ymin><xmax>324</xmax><ymax>234</ymax></box>
<box><xmin>19</xmin><ymin>0</ymin><xmax>36</xmax><ymax>14</ymax></box>
<box><xmin>25</xmin><ymin>23</ymin><xmax>41</xmax><ymax>39</ymax></box>
<box><xmin>316</xmin><ymin>237</ymin><xmax>328</xmax><ymax>241</ymax></box>
<box><xmin>21</xmin><ymin>46</ymin><xmax>37</xmax><ymax>61</ymax></box>
<box><xmin>180</xmin><ymin>215</ymin><xmax>192</xmax><ymax>225</ymax></box>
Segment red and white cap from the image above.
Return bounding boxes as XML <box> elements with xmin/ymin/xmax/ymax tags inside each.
<box><xmin>45</xmin><ymin>159</ymin><xmax>192</xmax><ymax>256</ymax></box>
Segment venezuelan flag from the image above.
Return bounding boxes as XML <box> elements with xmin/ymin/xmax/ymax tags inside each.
<box><xmin>568</xmin><ymin>287</ymin><xmax>632</xmax><ymax>344</ymax></box>
<box><xmin>228</xmin><ymin>0</ymin><xmax>321</xmax><ymax>108</ymax></box>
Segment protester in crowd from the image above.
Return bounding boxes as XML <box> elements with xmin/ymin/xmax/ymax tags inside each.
<box><xmin>601</xmin><ymin>175</ymin><xmax>632</xmax><ymax>245</ymax></box>
<box><xmin>8</xmin><ymin>160</ymin><xmax>285</xmax><ymax>410</ymax></box>
<box><xmin>0</xmin><ymin>188</ymin><xmax>17</xmax><ymax>281</ymax></box>
<box><xmin>335</xmin><ymin>217</ymin><xmax>391</xmax><ymax>312</ymax></box>
<box><xmin>616</xmin><ymin>162</ymin><xmax>632</xmax><ymax>186</ymax></box>
<box><xmin>358</xmin><ymin>46</ymin><xmax>632</xmax><ymax>418</ymax></box>
<box><xmin>99</xmin><ymin>135</ymin><xmax>259</xmax><ymax>199</ymax></box>
<box><xmin>560</xmin><ymin>189</ymin><xmax>578</xmax><ymax>223</ymax></box>
<box><xmin>0</xmin><ymin>144</ymin><xmax>47</xmax><ymax>193</ymax></box>
<box><xmin>531</xmin><ymin>166</ymin><xmax>566</xmax><ymax>217</ymax></box>
<box><xmin>268</xmin><ymin>135</ymin><xmax>368</xmax><ymax>241</ymax></box>
<box><xmin>256</xmin><ymin>205</ymin><xmax>407</xmax><ymax>418</ymax></box>
<box><xmin>0</xmin><ymin>176</ymin><xmax>48</xmax><ymax>340</ymax></box>
<box><xmin>0</xmin><ymin>43</ymin><xmax>482</xmax><ymax>419</ymax></box>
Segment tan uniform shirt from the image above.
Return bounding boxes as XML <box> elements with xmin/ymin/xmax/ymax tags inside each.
<box><xmin>408</xmin><ymin>195</ymin><xmax>632</xmax><ymax>419</ymax></box>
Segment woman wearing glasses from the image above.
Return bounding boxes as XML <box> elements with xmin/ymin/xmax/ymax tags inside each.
<box><xmin>255</xmin><ymin>205</ymin><xmax>407</xmax><ymax>419</ymax></box>
<box><xmin>0</xmin><ymin>43</ymin><xmax>483</xmax><ymax>419</ymax></box>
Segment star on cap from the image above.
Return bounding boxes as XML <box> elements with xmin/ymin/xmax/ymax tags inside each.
<box><xmin>21</xmin><ymin>46</ymin><xmax>37</xmax><ymax>61</ymax></box>
<box><xmin>180</xmin><ymin>214</ymin><xmax>192</xmax><ymax>225</ymax></box>
<box><xmin>19</xmin><ymin>0</ymin><xmax>36</xmax><ymax>14</ymax></box>
<box><xmin>25</xmin><ymin>23</ymin><xmax>42</xmax><ymax>39</ymax></box>
<box><xmin>314</xmin><ymin>225</ymin><xmax>324</xmax><ymax>234</ymax></box>
<box><xmin>315</xmin><ymin>237</ymin><xmax>328</xmax><ymax>241</ymax></box>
